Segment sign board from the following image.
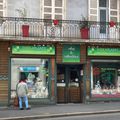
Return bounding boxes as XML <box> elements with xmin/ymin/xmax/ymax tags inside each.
<box><xmin>12</xmin><ymin>45</ymin><xmax>55</xmax><ymax>55</ymax></box>
<box><xmin>88</xmin><ymin>47</ymin><xmax>120</xmax><ymax>56</ymax></box>
<box><xmin>62</xmin><ymin>45</ymin><xmax>80</xmax><ymax>62</ymax></box>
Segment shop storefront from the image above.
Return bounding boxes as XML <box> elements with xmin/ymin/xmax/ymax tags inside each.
<box><xmin>3</xmin><ymin>42</ymin><xmax>120</xmax><ymax>105</ymax></box>
<box><xmin>88</xmin><ymin>47</ymin><xmax>120</xmax><ymax>100</ymax></box>
<box><xmin>9</xmin><ymin>44</ymin><xmax>56</xmax><ymax>104</ymax></box>
<box><xmin>56</xmin><ymin>44</ymin><xmax>86</xmax><ymax>103</ymax></box>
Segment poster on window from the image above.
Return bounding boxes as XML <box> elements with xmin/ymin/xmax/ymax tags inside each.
<box><xmin>91</xmin><ymin>66</ymin><xmax>120</xmax><ymax>98</ymax></box>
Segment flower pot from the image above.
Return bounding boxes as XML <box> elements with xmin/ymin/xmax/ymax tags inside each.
<box><xmin>80</xmin><ymin>28</ymin><xmax>89</xmax><ymax>39</ymax></box>
<box><xmin>53</xmin><ymin>19</ymin><xmax>59</xmax><ymax>25</ymax></box>
<box><xmin>22</xmin><ymin>25</ymin><xmax>29</xmax><ymax>37</ymax></box>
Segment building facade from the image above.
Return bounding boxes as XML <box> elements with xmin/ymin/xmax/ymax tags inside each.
<box><xmin>0</xmin><ymin>0</ymin><xmax>120</xmax><ymax>106</ymax></box>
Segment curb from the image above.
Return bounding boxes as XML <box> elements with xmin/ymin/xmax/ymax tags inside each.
<box><xmin>0</xmin><ymin>110</ymin><xmax>120</xmax><ymax>120</ymax></box>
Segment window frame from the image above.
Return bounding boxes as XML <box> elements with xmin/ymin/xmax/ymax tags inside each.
<box><xmin>41</xmin><ymin>0</ymin><xmax>66</xmax><ymax>20</ymax></box>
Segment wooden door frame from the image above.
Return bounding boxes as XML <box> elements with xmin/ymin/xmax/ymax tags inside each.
<box><xmin>57</xmin><ymin>64</ymin><xmax>83</xmax><ymax>103</ymax></box>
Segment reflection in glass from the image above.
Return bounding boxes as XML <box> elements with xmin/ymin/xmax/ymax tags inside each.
<box><xmin>91</xmin><ymin>63</ymin><xmax>120</xmax><ymax>98</ymax></box>
<box><xmin>11</xmin><ymin>58</ymin><xmax>49</xmax><ymax>99</ymax></box>
<box><xmin>99</xmin><ymin>0</ymin><xmax>106</xmax><ymax>7</ymax></box>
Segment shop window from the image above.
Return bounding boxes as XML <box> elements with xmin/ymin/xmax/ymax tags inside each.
<box><xmin>91</xmin><ymin>62</ymin><xmax>120</xmax><ymax>98</ymax></box>
<box><xmin>11</xmin><ymin>58</ymin><xmax>49</xmax><ymax>99</ymax></box>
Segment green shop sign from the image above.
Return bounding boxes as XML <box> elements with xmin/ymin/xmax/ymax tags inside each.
<box><xmin>62</xmin><ymin>45</ymin><xmax>80</xmax><ymax>62</ymax></box>
<box><xmin>88</xmin><ymin>47</ymin><xmax>120</xmax><ymax>56</ymax></box>
<box><xmin>12</xmin><ymin>45</ymin><xmax>55</xmax><ymax>55</ymax></box>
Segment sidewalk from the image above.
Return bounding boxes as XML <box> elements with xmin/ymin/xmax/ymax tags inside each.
<box><xmin>0</xmin><ymin>102</ymin><xmax>120</xmax><ymax>120</ymax></box>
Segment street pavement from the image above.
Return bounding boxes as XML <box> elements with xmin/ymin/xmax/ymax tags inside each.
<box><xmin>0</xmin><ymin>102</ymin><xmax>120</xmax><ymax>120</ymax></box>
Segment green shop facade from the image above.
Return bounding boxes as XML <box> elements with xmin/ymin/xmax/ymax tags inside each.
<box><xmin>87</xmin><ymin>46</ymin><xmax>120</xmax><ymax>101</ymax></box>
<box><xmin>9</xmin><ymin>44</ymin><xmax>56</xmax><ymax>105</ymax></box>
<box><xmin>0</xmin><ymin>40</ymin><xmax>120</xmax><ymax>106</ymax></box>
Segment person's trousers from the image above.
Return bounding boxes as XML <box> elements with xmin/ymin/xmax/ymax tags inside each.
<box><xmin>18</xmin><ymin>96</ymin><xmax>29</xmax><ymax>109</ymax></box>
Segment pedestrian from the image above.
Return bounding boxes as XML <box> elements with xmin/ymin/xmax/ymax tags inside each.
<box><xmin>16</xmin><ymin>74</ymin><xmax>30</xmax><ymax>110</ymax></box>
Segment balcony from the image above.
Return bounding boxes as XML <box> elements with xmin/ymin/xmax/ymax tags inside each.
<box><xmin>0</xmin><ymin>17</ymin><xmax>120</xmax><ymax>44</ymax></box>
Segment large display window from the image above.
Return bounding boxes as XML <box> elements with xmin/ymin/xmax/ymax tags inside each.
<box><xmin>11</xmin><ymin>58</ymin><xmax>49</xmax><ymax>99</ymax></box>
<box><xmin>91</xmin><ymin>61</ymin><xmax>120</xmax><ymax>98</ymax></box>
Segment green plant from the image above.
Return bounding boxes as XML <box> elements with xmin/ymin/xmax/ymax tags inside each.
<box><xmin>79</xmin><ymin>16</ymin><xmax>88</xmax><ymax>29</ymax></box>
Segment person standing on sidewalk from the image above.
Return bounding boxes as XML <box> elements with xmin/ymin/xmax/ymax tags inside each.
<box><xmin>16</xmin><ymin>74</ymin><xmax>30</xmax><ymax>110</ymax></box>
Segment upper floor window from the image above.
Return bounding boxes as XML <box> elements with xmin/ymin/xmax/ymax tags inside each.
<box><xmin>89</xmin><ymin>0</ymin><xmax>119</xmax><ymax>22</ymax></box>
<box><xmin>0</xmin><ymin>0</ymin><xmax>6</xmax><ymax>17</ymax></box>
<box><xmin>0</xmin><ymin>0</ymin><xmax>3</xmax><ymax>16</ymax></box>
<box><xmin>42</xmin><ymin>0</ymin><xmax>66</xmax><ymax>20</ymax></box>
<box><xmin>99</xmin><ymin>0</ymin><xmax>107</xmax><ymax>7</ymax></box>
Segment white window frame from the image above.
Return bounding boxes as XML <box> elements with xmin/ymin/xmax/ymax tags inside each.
<box><xmin>99</xmin><ymin>1</ymin><xmax>108</xmax><ymax>22</ymax></box>
<box><xmin>41</xmin><ymin>0</ymin><xmax>66</xmax><ymax>20</ymax></box>
<box><xmin>0</xmin><ymin>0</ymin><xmax>7</xmax><ymax>17</ymax></box>
<box><xmin>88</xmin><ymin>0</ymin><xmax>99</xmax><ymax>21</ymax></box>
<box><xmin>109</xmin><ymin>0</ymin><xmax>119</xmax><ymax>22</ymax></box>
<box><xmin>89</xmin><ymin>0</ymin><xmax>119</xmax><ymax>22</ymax></box>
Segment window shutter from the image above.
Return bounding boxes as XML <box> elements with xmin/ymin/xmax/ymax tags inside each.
<box><xmin>0</xmin><ymin>0</ymin><xmax>4</xmax><ymax>17</ymax></box>
<box><xmin>109</xmin><ymin>0</ymin><xmax>119</xmax><ymax>22</ymax></box>
<box><xmin>88</xmin><ymin>0</ymin><xmax>99</xmax><ymax>21</ymax></box>
<box><xmin>43</xmin><ymin>0</ymin><xmax>52</xmax><ymax>19</ymax></box>
<box><xmin>42</xmin><ymin>0</ymin><xmax>65</xmax><ymax>20</ymax></box>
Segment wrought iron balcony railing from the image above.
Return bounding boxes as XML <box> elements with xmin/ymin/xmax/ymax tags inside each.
<box><xmin>0</xmin><ymin>17</ymin><xmax>120</xmax><ymax>43</ymax></box>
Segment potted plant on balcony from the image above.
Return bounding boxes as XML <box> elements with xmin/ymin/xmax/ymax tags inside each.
<box><xmin>109</xmin><ymin>21</ymin><xmax>119</xmax><ymax>39</ymax></box>
<box><xmin>79</xmin><ymin>16</ymin><xmax>89</xmax><ymax>39</ymax></box>
<box><xmin>16</xmin><ymin>8</ymin><xmax>29</xmax><ymax>37</ymax></box>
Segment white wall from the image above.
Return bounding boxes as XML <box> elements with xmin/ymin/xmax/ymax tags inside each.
<box><xmin>6</xmin><ymin>0</ymin><xmax>40</xmax><ymax>18</ymax></box>
<box><xmin>6</xmin><ymin>0</ymin><xmax>88</xmax><ymax>20</ymax></box>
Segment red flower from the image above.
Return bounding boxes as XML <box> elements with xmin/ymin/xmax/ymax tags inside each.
<box><xmin>53</xmin><ymin>19</ymin><xmax>59</xmax><ymax>25</ymax></box>
<box><xmin>109</xmin><ymin>21</ymin><xmax>116</xmax><ymax>27</ymax></box>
